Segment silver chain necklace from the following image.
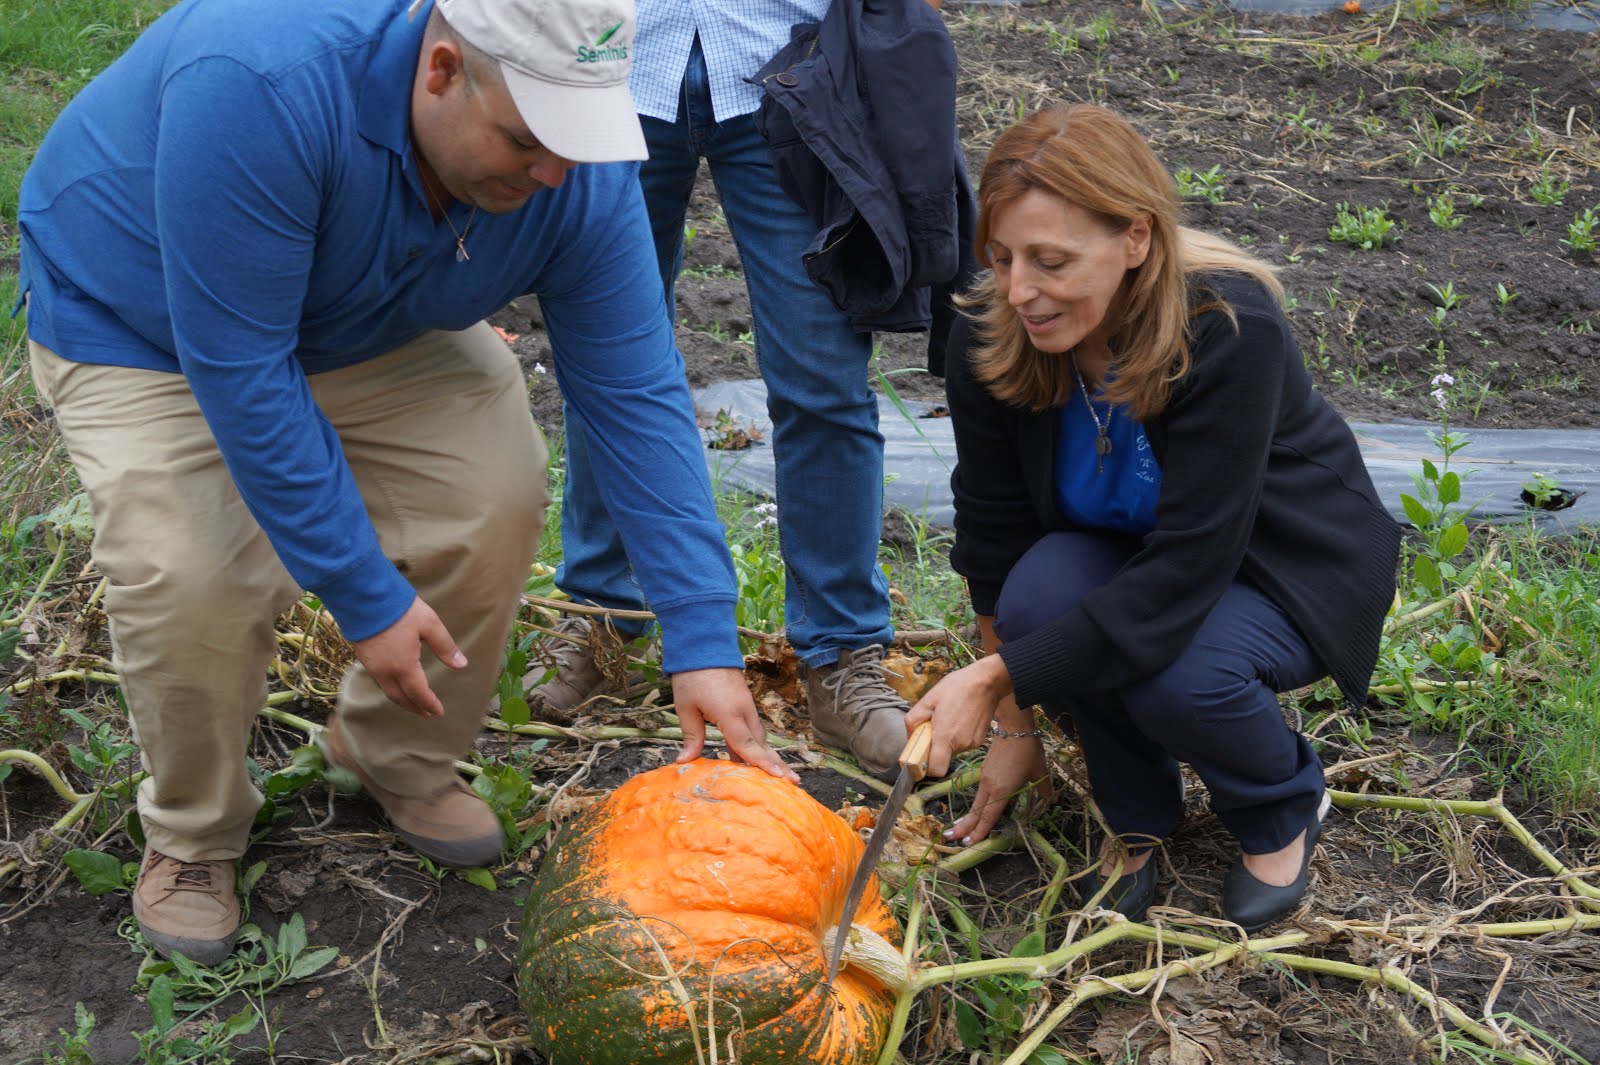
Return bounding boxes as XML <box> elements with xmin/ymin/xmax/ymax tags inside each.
<box><xmin>422</xmin><ymin>177</ymin><xmax>478</xmax><ymax>263</ymax></box>
<box><xmin>1072</xmin><ymin>354</ymin><xmax>1113</xmax><ymax>475</ymax></box>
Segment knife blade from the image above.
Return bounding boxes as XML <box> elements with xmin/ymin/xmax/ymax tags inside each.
<box><xmin>824</xmin><ymin>721</ymin><xmax>934</xmax><ymax>984</ymax></box>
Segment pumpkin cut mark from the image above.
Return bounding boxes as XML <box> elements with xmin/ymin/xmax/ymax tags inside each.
<box><xmin>519</xmin><ymin>759</ymin><xmax>905</xmax><ymax>1064</ymax></box>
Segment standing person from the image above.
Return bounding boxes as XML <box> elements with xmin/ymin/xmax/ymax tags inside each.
<box><xmin>17</xmin><ymin>0</ymin><xmax>794</xmax><ymax>966</ymax></box>
<box><xmin>906</xmin><ymin>106</ymin><xmax>1402</xmax><ymax>932</ymax></box>
<box><xmin>529</xmin><ymin>2</ymin><xmax>954</xmax><ymax>780</ymax></box>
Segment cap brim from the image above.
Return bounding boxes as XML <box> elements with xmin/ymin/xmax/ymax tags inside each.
<box><xmin>500</xmin><ymin>67</ymin><xmax>647</xmax><ymax>164</ymax></box>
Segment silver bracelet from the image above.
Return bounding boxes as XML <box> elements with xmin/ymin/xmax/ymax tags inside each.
<box><xmin>989</xmin><ymin>720</ymin><xmax>1044</xmax><ymax>740</ymax></box>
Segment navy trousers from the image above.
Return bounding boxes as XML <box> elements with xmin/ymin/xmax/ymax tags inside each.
<box><xmin>993</xmin><ymin>531</ymin><xmax>1327</xmax><ymax>854</ymax></box>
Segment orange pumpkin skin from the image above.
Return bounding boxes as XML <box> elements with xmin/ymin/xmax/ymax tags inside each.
<box><xmin>519</xmin><ymin>759</ymin><xmax>901</xmax><ymax>1064</ymax></box>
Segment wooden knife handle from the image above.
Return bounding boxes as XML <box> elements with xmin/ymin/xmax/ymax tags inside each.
<box><xmin>900</xmin><ymin>722</ymin><xmax>933</xmax><ymax>782</ymax></box>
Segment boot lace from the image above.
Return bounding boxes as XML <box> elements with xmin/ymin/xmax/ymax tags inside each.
<box><xmin>819</xmin><ymin>646</ymin><xmax>905</xmax><ymax>723</ymax></box>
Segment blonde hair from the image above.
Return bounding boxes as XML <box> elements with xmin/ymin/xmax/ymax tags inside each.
<box><xmin>965</xmin><ymin>105</ymin><xmax>1282</xmax><ymax>419</ymax></box>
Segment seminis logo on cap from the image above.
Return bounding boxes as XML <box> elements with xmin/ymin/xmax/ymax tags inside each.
<box><xmin>577</xmin><ymin>22</ymin><xmax>628</xmax><ymax>63</ymax></box>
<box><xmin>425</xmin><ymin>0</ymin><xmax>647</xmax><ymax>162</ymax></box>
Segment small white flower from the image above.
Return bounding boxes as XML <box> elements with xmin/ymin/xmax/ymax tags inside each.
<box><xmin>1430</xmin><ymin>388</ymin><xmax>1449</xmax><ymax>408</ymax></box>
<box><xmin>753</xmin><ymin>502</ymin><xmax>778</xmax><ymax>515</ymax></box>
<box><xmin>1430</xmin><ymin>372</ymin><xmax>1454</xmax><ymax>387</ymax></box>
<box><xmin>533</xmin><ymin>363</ymin><xmax>547</xmax><ymax>375</ymax></box>
<box><xmin>755</xmin><ymin>516</ymin><xmax>778</xmax><ymax>529</ymax></box>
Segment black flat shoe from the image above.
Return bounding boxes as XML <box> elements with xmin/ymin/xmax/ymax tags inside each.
<box><xmin>1080</xmin><ymin>856</ymin><xmax>1159</xmax><ymax>921</ymax></box>
<box><xmin>1221</xmin><ymin>795</ymin><xmax>1331</xmax><ymax>933</ymax></box>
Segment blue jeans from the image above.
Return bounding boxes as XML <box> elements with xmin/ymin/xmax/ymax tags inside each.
<box><xmin>994</xmin><ymin>531</ymin><xmax>1327</xmax><ymax>854</ymax></box>
<box><xmin>557</xmin><ymin>37</ymin><xmax>891</xmax><ymax>666</ymax></box>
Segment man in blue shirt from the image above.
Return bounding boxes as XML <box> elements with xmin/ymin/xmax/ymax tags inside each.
<box><xmin>18</xmin><ymin>0</ymin><xmax>794</xmax><ymax>965</ymax></box>
<box><xmin>527</xmin><ymin>2</ymin><xmax>914</xmax><ymax>781</ymax></box>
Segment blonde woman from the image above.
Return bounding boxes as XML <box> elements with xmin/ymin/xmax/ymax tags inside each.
<box><xmin>907</xmin><ymin>106</ymin><xmax>1402</xmax><ymax>931</ymax></box>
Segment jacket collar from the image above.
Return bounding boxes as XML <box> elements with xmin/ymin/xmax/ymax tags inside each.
<box><xmin>357</xmin><ymin>0</ymin><xmax>429</xmax><ymax>158</ymax></box>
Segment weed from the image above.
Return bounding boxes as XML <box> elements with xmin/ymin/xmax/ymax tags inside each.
<box><xmin>1162</xmin><ymin>64</ymin><xmax>1180</xmax><ymax>84</ymax></box>
<box><xmin>1528</xmin><ymin>169</ymin><xmax>1568</xmax><ymax>207</ymax></box>
<box><xmin>1356</xmin><ymin>114</ymin><xmax>1385</xmax><ymax>137</ymax></box>
<box><xmin>1495</xmin><ymin>283</ymin><xmax>1520</xmax><ymax>310</ymax></box>
<box><xmin>1401</xmin><ymin>372</ymin><xmax>1472</xmax><ymax>596</ymax></box>
<box><xmin>1284</xmin><ymin>103</ymin><xmax>1333</xmax><ymax>141</ymax></box>
<box><xmin>1520</xmin><ymin>471</ymin><xmax>1563</xmax><ymax>508</ymax></box>
<box><xmin>1562</xmin><ymin>206</ymin><xmax>1598</xmax><ymax>254</ymax></box>
<box><xmin>1409</xmin><ymin>114</ymin><xmax>1469</xmax><ymax>162</ymax></box>
<box><xmin>1427</xmin><ymin>193</ymin><xmax>1463</xmax><ymax>230</ymax></box>
<box><xmin>1174</xmin><ymin>164</ymin><xmax>1225</xmax><ymax>204</ymax></box>
<box><xmin>1425</xmin><ymin>281</ymin><xmax>1467</xmax><ymax>312</ymax></box>
<box><xmin>1328</xmin><ymin>202</ymin><xmax>1397</xmax><ymax>250</ymax></box>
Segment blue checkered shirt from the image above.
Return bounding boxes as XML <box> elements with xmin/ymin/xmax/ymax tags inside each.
<box><xmin>630</xmin><ymin>0</ymin><xmax>832</xmax><ymax>123</ymax></box>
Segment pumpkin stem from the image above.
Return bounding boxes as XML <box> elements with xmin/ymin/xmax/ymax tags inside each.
<box><xmin>822</xmin><ymin>924</ymin><xmax>913</xmax><ymax>993</ymax></box>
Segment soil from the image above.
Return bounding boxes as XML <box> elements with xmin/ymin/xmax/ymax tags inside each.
<box><xmin>3</xmin><ymin>4</ymin><xmax>1599</xmax><ymax>1064</ymax></box>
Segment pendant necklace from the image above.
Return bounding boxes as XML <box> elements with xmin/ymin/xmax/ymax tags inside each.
<box><xmin>1072</xmin><ymin>354</ymin><xmax>1113</xmax><ymax>475</ymax></box>
<box><xmin>423</xmin><ymin>176</ymin><xmax>478</xmax><ymax>263</ymax></box>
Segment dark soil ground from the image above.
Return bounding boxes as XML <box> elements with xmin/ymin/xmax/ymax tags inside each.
<box><xmin>3</xmin><ymin>3</ymin><xmax>1598</xmax><ymax>1064</ymax></box>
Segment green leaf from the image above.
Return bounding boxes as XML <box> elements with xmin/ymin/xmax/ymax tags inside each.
<box><xmin>1029</xmin><ymin>1049</ymin><xmax>1071</xmax><ymax>1065</ymax></box>
<box><xmin>1421</xmin><ymin>458</ymin><xmax>1440</xmax><ymax>481</ymax></box>
<box><xmin>63</xmin><ymin>849</ymin><xmax>128</xmax><ymax>896</ymax></box>
<box><xmin>146</xmin><ymin>974</ymin><xmax>176</xmax><ymax>1035</ymax></box>
<box><xmin>1438</xmin><ymin>470</ymin><xmax>1462</xmax><ymax>505</ymax></box>
<box><xmin>1009</xmin><ymin>929</ymin><xmax>1046</xmax><ymax>957</ymax></box>
<box><xmin>458</xmin><ymin>866</ymin><xmax>497</xmax><ymax>892</ymax></box>
<box><xmin>286</xmin><ymin>945</ymin><xmax>340</xmax><ymax>980</ymax></box>
<box><xmin>1414</xmin><ymin>554</ymin><xmax>1442</xmax><ymax>595</ymax></box>
<box><xmin>1438</xmin><ymin>522</ymin><xmax>1469</xmax><ymax>559</ymax></box>
<box><xmin>953</xmin><ymin>1000</ymin><xmax>986</xmax><ymax>1049</ymax></box>
<box><xmin>595</xmin><ymin>20</ymin><xmax>623</xmax><ymax>45</ymax></box>
<box><xmin>278</xmin><ymin>913</ymin><xmax>308</xmax><ymax>960</ymax></box>
<box><xmin>218</xmin><ymin>1007</ymin><xmax>261</xmax><ymax>1041</ymax></box>
<box><xmin>499</xmin><ymin>695</ymin><xmax>531</xmax><ymax>728</ymax></box>
<box><xmin>45</xmin><ymin>492</ymin><xmax>95</xmax><ymax>542</ymax></box>
<box><xmin>0</xmin><ymin>628</ymin><xmax>21</xmax><ymax>665</ymax></box>
<box><xmin>11</xmin><ymin>514</ymin><xmax>44</xmax><ymax>547</ymax></box>
<box><xmin>239</xmin><ymin>860</ymin><xmax>268</xmax><ymax>895</ymax></box>
<box><xmin>1400</xmin><ymin>494</ymin><xmax>1432</xmax><ymax>530</ymax></box>
<box><xmin>0</xmin><ymin>764</ymin><xmax>10</xmax><ymax>785</ymax></box>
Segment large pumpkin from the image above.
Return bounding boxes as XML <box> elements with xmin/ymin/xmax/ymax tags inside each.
<box><xmin>519</xmin><ymin>759</ymin><xmax>906</xmax><ymax>1064</ymax></box>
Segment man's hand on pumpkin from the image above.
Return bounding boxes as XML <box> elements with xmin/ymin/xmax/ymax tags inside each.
<box><xmin>670</xmin><ymin>667</ymin><xmax>800</xmax><ymax>784</ymax></box>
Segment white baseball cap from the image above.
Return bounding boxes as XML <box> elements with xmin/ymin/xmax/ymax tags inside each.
<box><xmin>421</xmin><ymin>0</ymin><xmax>647</xmax><ymax>163</ymax></box>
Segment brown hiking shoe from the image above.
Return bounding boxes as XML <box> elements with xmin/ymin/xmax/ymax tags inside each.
<box><xmin>520</xmin><ymin>614</ymin><xmax>630</xmax><ymax>724</ymax></box>
<box><xmin>132</xmin><ymin>848</ymin><xmax>240</xmax><ymax>966</ymax></box>
<box><xmin>321</xmin><ymin>719</ymin><xmax>504</xmax><ymax>868</ymax></box>
<box><xmin>802</xmin><ymin>645</ymin><xmax>911</xmax><ymax>781</ymax></box>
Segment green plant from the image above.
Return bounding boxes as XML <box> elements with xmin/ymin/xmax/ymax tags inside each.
<box><xmin>1528</xmin><ymin>169</ymin><xmax>1568</xmax><ymax>207</ymax></box>
<box><xmin>1427</xmin><ymin>193</ymin><xmax>1463</xmax><ymax>229</ymax></box>
<box><xmin>40</xmin><ymin>1003</ymin><xmax>97</xmax><ymax>1065</ymax></box>
<box><xmin>1423</xmin><ymin>282</ymin><xmax>1467</xmax><ymax>331</ymax></box>
<box><xmin>1521</xmin><ymin>471</ymin><xmax>1563</xmax><ymax>508</ymax></box>
<box><xmin>1174</xmin><ymin>164</ymin><xmax>1225</xmax><ymax>204</ymax></box>
<box><xmin>1356</xmin><ymin>114</ymin><xmax>1385</xmax><ymax>136</ymax></box>
<box><xmin>1409</xmin><ymin>114</ymin><xmax>1469</xmax><ymax>161</ymax></box>
<box><xmin>134</xmin><ymin>973</ymin><xmax>259</xmax><ymax>1065</ymax></box>
<box><xmin>1162</xmin><ymin>64</ymin><xmax>1180</xmax><ymax>84</ymax></box>
<box><xmin>1401</xmin><ymin>372</ymin><xmax>1472</xmax><ymax>595</ymax></box>
<box><xmin>1284</xmin><ymin>104</ymin><xmax>1333</xmax><ymax>140</ymax></box>
<box><xmin>1495</xmin><ymin>283</ymin><xmax>1519</xmax><ymax>310</ymax></box>
<box><xmin>1562</xmin><ymin>206</ymin><xmax>1598</xmax><ymax>254</ymax></box>
<box><xmin>1328</xmin><ymin>202</ymin><xmax>1396</xmax><ymax>250</ymax></box>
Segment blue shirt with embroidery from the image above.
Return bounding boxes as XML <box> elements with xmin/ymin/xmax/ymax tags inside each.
<box><xmin>16</xmin><ymin>0</ymin><xmax>740</xmax><ymax>671</ymax></box>
<box><xmin>1053</xmin><ymin>374</ymin><xmax>1162</xmax><ymax>536</ymax></box>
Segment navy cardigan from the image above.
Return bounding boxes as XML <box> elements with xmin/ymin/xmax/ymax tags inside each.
<box><xmin>948</xmin><ymin>274</ymin><xmax>1404</xmax><ymax>709</ymax></box>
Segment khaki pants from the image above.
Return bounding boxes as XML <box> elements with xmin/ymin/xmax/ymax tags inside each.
<box><xmin>29</xmin><ymin>325</ymin><xmax>549</xmax><ymax>861</ymax></box>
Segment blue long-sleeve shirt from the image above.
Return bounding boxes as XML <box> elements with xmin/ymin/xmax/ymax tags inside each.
<box><xmin>17</xmin><ymin>0</ymin><xmax>740</xmax><ymax>672</ymax></box>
